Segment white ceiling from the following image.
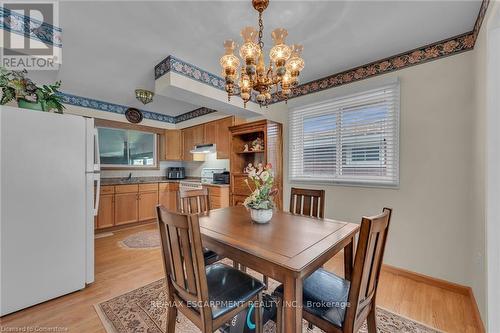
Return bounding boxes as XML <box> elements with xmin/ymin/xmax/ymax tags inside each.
<box><xmin>32</xmin><ymin>0</ymin><xmax>481</xmax><ymax>117</ymax></box>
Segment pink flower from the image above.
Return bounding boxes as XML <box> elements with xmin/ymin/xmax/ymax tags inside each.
<box><xmin>354</xmin><ymin>68</ymin><xmax>366</xmax><ymax>79</ymax></box>
<box><xmin>378</xmin><ymin>61</ymin><xmax>391</xmax><ymax>71</ymax></box>
<box><xmin>365</xmin><ymin>66</ymin><xmax>377</xmax><ymax>75</ymax></box>
<box><xmin>392</xmin><ymin>57</ymin><xmax>406</xmax><ymax>68</ymax></box>
<box><xmin>443</xmin><ymin>40</ymin><xmax>459</xmax><ymax>53</ymax></box>
<box><xmin>408</xmin><ymin>51</ymin><xmax>423</xmax><ymax>64</ymax></box>
<box><xmin>462</xmin><ymin>34</ymin><xmax>475</xmax><ymax>48</ymax></box>
<box><xmin>424</xmin><ymin>47</ymin><xmax>440</xmax><ymax>58</ymax></box>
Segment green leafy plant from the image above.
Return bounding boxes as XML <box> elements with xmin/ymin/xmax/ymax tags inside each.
<box><xmin>0</xmin><ymin>66</ymin><xmax>65</xmax><ymax>113</ymax></box>
<box><xmin>35</xmin><ymin>81</ymin><xmax>65</xmax><ymax>113</ymax></box>
<box><xmin>243</xmin><ymin>163</ymin><xmax>278</xmax><ymax>210</ymax></box>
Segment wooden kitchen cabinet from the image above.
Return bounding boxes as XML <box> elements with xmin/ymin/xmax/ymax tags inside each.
<box><xmin>204</xmin><ymin>121</ymin><xmax>217</xmax><ymax>145</ymax></box>
<box><xmin>138</xmin><ymin>192</ymin><xmax>158</xmax><ymax>221</ymax></box>
<box><xmin>96</xmin><ymin>193</ymin><xmax>114</xmax><ymax>229</ymax></box>
<box><xmin>182</xmin><ymin>125</ymin><xmax>204</xmax><ymax>161</ymax></box>
<box><xmin>205</xmin><ymin>185</ymin><xmax>230</xmax><ymax>210</ymax></box>
<box><xmin>164</xmin><ymin>129</ymin><xmax>183</xmax><ymax>161</ymax></box>
<box><xmin>216</xmin><ymin>116</ymin><xmax>234</xmax><ymax>159</ymax></box>
<box><xmin>231</xmin><ymin>194</ymin><xmax>247</xmax><ymax>207</ymax></box>
<box><xmin>229</xmin><ymin>120</ymin><xmax>283</xmax><ymax>209</ymax></box>
<box><xmin>159</xmin><ymin>182</ymin><xmax>179</xmax><ymax>212</ymax></box>
<box><xmin>114</xmin><ymin>192</ymin><xmax>139</xmax><ymax>225</ymax></box>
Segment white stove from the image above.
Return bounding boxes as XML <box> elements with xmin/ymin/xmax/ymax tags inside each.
<box><xmin>179</xmin><ymin>168</ymin><xmax>227</xmax><ymax>191</ymax></box>
<box><xmin>179</xmin><ymin>180</ymin><xmax>203</xmax><ymax>191</ymax></box>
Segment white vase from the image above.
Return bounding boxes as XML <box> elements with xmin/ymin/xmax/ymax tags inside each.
<box><xmin>250</xmin><ymin>208</ymin><xmax>273</xmax><ymax>224</ymax></box>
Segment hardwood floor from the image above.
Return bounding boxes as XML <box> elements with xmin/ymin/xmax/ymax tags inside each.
<box><xmin>1</xmin><ymin>223</ymin><xmax>481</xmax><ymax>332</ymax></box>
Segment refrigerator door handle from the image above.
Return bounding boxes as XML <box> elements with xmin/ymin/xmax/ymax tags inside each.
<box><xmin>94</xmin><ymin>174</ymin><xmax>100</xmax><ymax>216</ymax></box>
<box><xmin>94</xmin><ymin>128</ymin><xmax>100</xmax><ymax>172</ymax></box>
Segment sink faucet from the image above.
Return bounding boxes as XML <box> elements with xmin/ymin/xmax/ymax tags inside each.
<box><xmin>123</xmin><ymin>172</ymin><xmax>132</xmax><ymax>181</ymax></box>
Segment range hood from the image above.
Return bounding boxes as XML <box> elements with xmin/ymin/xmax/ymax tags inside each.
<box><xmin>190</xmin><ymin>143</ymin><xmax>216</xmax><ymax>154</ymax></box>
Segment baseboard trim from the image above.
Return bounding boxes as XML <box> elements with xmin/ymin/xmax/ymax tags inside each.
<box><xmin>382</xmin><ymin>264</ymin><xmax>469</xmax><ymax>295</ymax></box>
<box><xmin>382</xmin><ymin>264</ymin><xmax>485</xmax><ymax>332</ymax></box>
<box><xmin>467</xmin><ymin>287</ymin><xmax>486</xmax><ymax>333</ymax></box>
<box><xmin>95</xmin><ymin>220</ymin><xmax>156</xmax><ymax>234</ymax></box>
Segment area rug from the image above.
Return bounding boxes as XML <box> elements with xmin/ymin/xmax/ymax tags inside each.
<box><xmin>119</xmin><ymin>230</ymin><xmax>160</xmax><ymax>249</ymax></box>
<box><xmin>95</xmin><ymin>262</ymin><xmax>443</xmax><ymax>333</ymax></box>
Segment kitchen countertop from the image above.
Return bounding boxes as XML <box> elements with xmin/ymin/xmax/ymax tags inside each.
<box><xmin>100</xmin><ymin>176</ymin><xmax>230</xmax><ymax>187</ymax></box>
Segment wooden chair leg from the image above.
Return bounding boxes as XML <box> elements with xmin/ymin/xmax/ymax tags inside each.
<box><xmin>275</xmin><ymin>297</ymin><xmax>282</xmax><ymax>333</ymax></box>
<box><xmin>366</xmin><ymin>305</ymin><xmax>377</xmax><ymax>333</ymax></box>
<box><xmin>166</xmin><ymin>306</ymin><xmax>177</xmax><ymax>333</ymax></box>
<box><xmin>255</xmin><ymin>293</ymin><xmax>263</xmax><ymax>333</ymax></box>
<box><xmin>263</xmin><ymin>275</ymin><xmax>269</xmax><ymax>289</ymax></box>
<box><xmin>307</xmin><ymin>322</ymin><xmax>314</xmax><ymax>330</ymax></box>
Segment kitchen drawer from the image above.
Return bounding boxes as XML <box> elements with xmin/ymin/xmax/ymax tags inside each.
<box><xmin>159</xmin><ymin>182</ymin><xmax>179</xmax><ymax>191</ymax></box>
<box><xmin>100</xmin><ymin>185</ymin><xmax>115</xmax><ymax>195</ymax></box>
<box><xmin>205</xmin><ymin>185</ymin><xmax>224</xmax><ymax>196</ymax></box>
<box><xmin>139</xmin><ymin>183</ymin><xmax>159</xmax><ymax>192</ymax></box>
<box><xmin>231</xmin><ymin>175</ymin><xmax>252</xmax><ymax>196</ymax></box>
<box><xmin>115</xmin><ymin>184</ymin><xmax>139</xmax><ymax>194</ymax></box>
<box><xmin>209</xmin><ymin>201</ymin><xmax>222</xmax><ymax>209</ymax></box>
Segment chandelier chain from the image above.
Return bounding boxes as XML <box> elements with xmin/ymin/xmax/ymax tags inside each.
<box><xmin>258</xmin><ymin>11</ymin><xmax>264</xmax><ymax>50</ymax></box>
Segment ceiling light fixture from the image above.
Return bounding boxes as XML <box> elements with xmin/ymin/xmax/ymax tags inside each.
<box><xmin>135</xmin><ymin>89</ymin><xmax>154</xmax><ymax>105</ymax></box>
<box><xmin>220</xmin><ymin>0</ymin><xmax>304</xmax><ymax>108</ymax></box>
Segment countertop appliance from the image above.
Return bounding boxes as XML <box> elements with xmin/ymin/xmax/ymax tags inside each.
<box><xmin>1</xmin><ymin>106</ymin><xmax>99</xmax><ymax>316</ymax></box>
<box><xmin>213</xmin><ymin>171</ymin><xmax>230</xmax><ymax>185</ymax></box>
<box><xmin>167</xmin><ymin>167</ymin><xmax>185</xmax><ymax>179</ymax></box>
<box><xmin>201</xmin><ymin>168</ymin><xmax>226</xmax><ymax>184</ymax></box>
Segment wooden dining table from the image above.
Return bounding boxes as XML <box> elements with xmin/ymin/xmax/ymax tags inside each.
<box><xmin>198</xmin><ymin>206</ymin><xmax>360</xmax><ymax>333</ymax></box>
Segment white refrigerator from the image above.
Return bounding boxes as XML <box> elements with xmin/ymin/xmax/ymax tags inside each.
<box><xmin>0</xmin><ymin>106</ymin><xmax>100</xmax><ymax>316</ymax></box>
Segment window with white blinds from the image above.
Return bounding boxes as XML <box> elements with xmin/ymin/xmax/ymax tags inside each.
<box><xmin>289</xmin><ymin>84</ymin><xmax>400</xmax><ymax>187</ymax></box>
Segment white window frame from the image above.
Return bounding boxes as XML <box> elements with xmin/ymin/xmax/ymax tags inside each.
<box><xmin>288</xmin><ymin>83</ymin><xmax>400</xmax><ymax>188</ymax></box>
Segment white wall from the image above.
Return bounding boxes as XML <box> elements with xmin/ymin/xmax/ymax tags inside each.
<box><xmin>183</xmin><ymin>153</ymin><xmax>229</xmax><ymax>177</ymax></box>
<box><xmin>473</xmin><ymin>2</ymin><xmax>500</xmax><ymax>328</ymax></box>
<box><xmin>279</xmin><ymin>52</ymin><xmax>476</xmax><ymax>291</ymax></box>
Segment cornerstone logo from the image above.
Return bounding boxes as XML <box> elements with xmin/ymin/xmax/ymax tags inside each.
<box><xmin>0</xmin><ymin>1</ymin><xmax>62</xmax><ymax>70</ymax></box>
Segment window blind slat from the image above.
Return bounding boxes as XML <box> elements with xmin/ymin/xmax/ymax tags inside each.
<box><xmin>289</xmin><ymin>83</ymin><xmax>400</xmax><ymax>187</ymax></box>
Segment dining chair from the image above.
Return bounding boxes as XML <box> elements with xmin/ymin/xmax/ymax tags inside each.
<box><xmin>156</xmin><ymin>206</ymin><xmax>265</xmax><ymax>333</ymax></box>
<box><xmin>177</xmin><ymin>188</ymin><xmax>219</xmax><ymax>265</ymax></box>
<box><xmin>289</xmin><ymin>187</ymin><xmax>325</xmax><ymax>218</ymax></box>
<box><xmin>274</xmin><ymin>208</ymin><xmax>393</xmax><ymax>333</ymax></box>
<box><xmin>263</xmin><ymin>187</ymin><xmax>326</xmax><ymax>290</ymax></box>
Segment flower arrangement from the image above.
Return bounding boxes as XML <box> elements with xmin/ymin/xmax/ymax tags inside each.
<box><xmin>243</xmin><ymin>162</ymin><xmax>278</xmax><ymax>210</ymax></box>
<box><xmin>0</xmin><ymin>67</ymin><xmax>65</xmax><ymax>113</ymax></box>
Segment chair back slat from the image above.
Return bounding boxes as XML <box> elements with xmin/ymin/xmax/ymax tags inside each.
<box><xmin>179</xmin><ymin>188</ymin><xmax>210</xmax><ymax>215</ymax></box>
<box><xmin>179</xmin><ymin>228</ymin><xmax>198</xmax><ymax>294</ymax></box>
<box><xmin>344</xmin><ymin>208</ymin><xmax>392</xmax><ymax>331</ymax></box>
<box><xmin>156</xmin><ymin>206</ymin><xmax>210</xmax><ymax>308</ymax></box>
<box><xmin>289</xmin><ymin>188</ymin><xmax>325</xmax><ymax>218</ymax></box>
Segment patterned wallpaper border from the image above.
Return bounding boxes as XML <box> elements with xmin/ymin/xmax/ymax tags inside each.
<box><xmin>0</xmin><ymin>6</ymin><xmax>63</xmax><ymax>48</ymax></box>
<box><xmin>155</xmin><ymin>55</ymin><xmax>226</xmax><ymax>91</ymax></box>
<box><xmin>270</xmin><ymin>0</ymin><xmax>490</xmax><ymax>103</ymax></box>
<box><xmin>154</xmin><ymin>0</ymin><xmax>489</xmax><ymax>105</ymax></box>
<box><xmin>59</xmin><ymin>92</ymin><xmax>216</xmax><ymax>124</ymax></box>
<box><xmin>155</xmin><ymin>55</ymin><xmax>258</xmax><ymax>104</ymax></box>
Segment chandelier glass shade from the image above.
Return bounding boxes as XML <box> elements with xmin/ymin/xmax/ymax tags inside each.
<box><xmin>220</xmin><ymin>0</ymin><xmax>304</xmax><ymax>107</ymax></box>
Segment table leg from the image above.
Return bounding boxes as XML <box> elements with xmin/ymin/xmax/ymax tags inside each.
<box><xmin>344</xmin><ymin>237</ymin><xmax>354</xmax><ymax>281</ymax></box>
<box><xmin>283</xmin><ymin>275</ymin><xmax>303</xmax><ymax>333</ymax></box>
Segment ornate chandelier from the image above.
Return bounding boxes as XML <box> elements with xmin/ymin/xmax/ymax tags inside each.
<box><xmin>220</xmin><ymin>0</ymin><xmax>304</xmax><ymax>107</ymax></box>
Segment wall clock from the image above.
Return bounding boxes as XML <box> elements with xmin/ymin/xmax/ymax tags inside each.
<box><xmin>125</xmin><ymin>108</ymin><xmax>143</xmax><ymax>124</ymax></box>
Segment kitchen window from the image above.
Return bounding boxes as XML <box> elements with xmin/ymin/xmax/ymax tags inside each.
<box><xmin>289</xmin><ymin>83</ymin><xmax>399</xmax><ymax>187</ymax></box>
<box><xmin>97</xmin><ymin>127</ymin><xmax>157</xmax><ymax>168</ymax></box>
